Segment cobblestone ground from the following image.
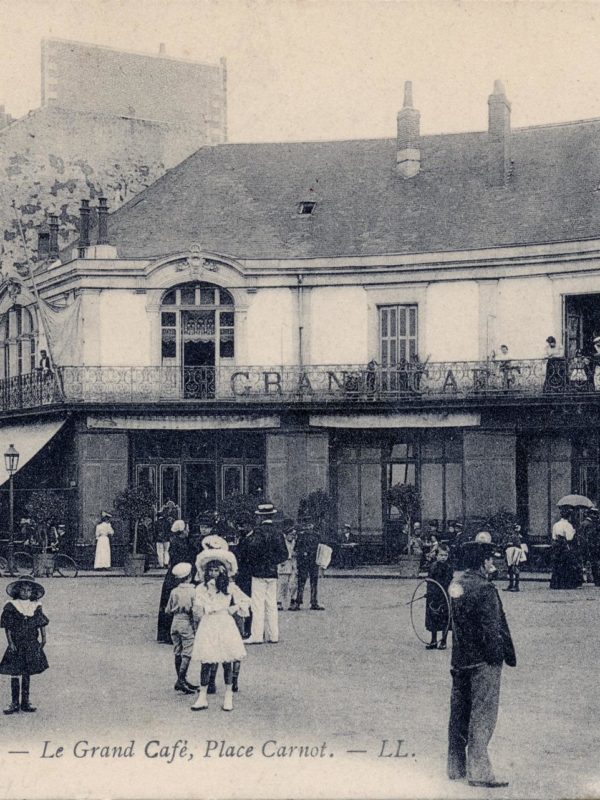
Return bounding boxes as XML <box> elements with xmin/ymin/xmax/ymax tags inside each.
<box><xmin>0</xmin><ymin>575</ymin><xmax>597</xmax><ymax>799</ymax></box>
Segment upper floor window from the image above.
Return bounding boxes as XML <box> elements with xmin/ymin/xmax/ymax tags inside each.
<box><xmin>379</xmin><ymin>305</ymin><xmax>418</xmax><ymax>366</ymax></box>
<box><xmin>160</xmin><ymin>282</ymin><xmax>235</xmax><ymax>368</ymax></box>
<box><xmin>0</xmin><ymin>306</ymin><xmax>36</xmax><ymax>379</ymax></box>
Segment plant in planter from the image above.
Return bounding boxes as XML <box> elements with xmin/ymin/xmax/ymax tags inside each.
<box><xmin>25</xmin><ymin>491</ymin><xmax>67</xmax><ymax>577</ymax></box>
<box><xmin>297</xmin><ymin>490</ymin><xmax>333</xmax><ymax>537</ymax></box>
<box><xmin>387</xmin><ymin>482</ymin><xmax>421</xmax><ymax>574</ymax></box>
<box><xmin>113</xmin><ymin>484</ymin><xmax>157</xmax><ymax>576</ymax></box>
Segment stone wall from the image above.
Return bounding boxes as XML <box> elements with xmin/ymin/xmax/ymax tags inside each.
<box><xmin>0</xmin><ymin>105</ymin><xmax>213</xmax><ymax>268</ymax></box>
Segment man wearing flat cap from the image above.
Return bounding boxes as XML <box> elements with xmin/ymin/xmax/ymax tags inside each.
<box><xmin>447</xmin><ymin>540</ymin><xmax>516</xmax><ymax>789</ymax></box>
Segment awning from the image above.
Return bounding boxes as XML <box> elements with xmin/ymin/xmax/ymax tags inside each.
<box><xmin>0</xmin><ymin>418</ymin><xmax>66</xmax><ymax>487</ymax></box>
<box><xmin>309</xmin><ymin>412</ymin><xmax>481</xmax><ymax>429</ymax></box>
<box><xmin>87</xmin><ymin>414</ymin><xmax>281</xmax><ymax>430</ymax></box>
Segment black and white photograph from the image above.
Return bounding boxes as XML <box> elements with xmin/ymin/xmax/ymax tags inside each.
<box><xmin>0</xmin><ymin>0</ymin><xmax>600</xmax><ymax>797</ymax></box>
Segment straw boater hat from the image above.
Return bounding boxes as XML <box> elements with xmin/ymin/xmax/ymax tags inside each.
<box><xmin>171</xmin><ymin>563</ymin><xmax>192</xmax><ymax>580</ymax></box>
<box><xmin>475</xmin><ymin>531</ymin><xmax>492</xmax><ymax>544</ymax></box>
<box><xmin>201</xmin><ymin>534</ymin><xmax>229</xmax><ymax>551</ymax></box>
<box><xmin>255</xmin><ymin>503</ymin><xmax>277</xmax><ymax>516</ymax></box>
<box><xmin>196</xmin><ymin>548</ymin><xmax>238</xmax><ymax>577</ymax></box>
<box><xmin>6</xmin><ymin>580</ymin><xmax>45</xmax><ymax>600</ymax></box>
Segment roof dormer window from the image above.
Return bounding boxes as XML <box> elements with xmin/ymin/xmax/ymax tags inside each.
<box><xmin>298</xmin><ymin>201</ymin><xmax>316</xmax><ymax>215</ymax></box>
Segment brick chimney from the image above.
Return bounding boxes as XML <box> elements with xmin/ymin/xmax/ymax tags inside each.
<box><xmin>37</xmin><ymin>221</ymin><xmax>50</xmax><ymax>260</ymax></box>
<box><xmin>488</xmin><ymin>80</ymin><xmax>511</xmax><ymax>186</ymax></box>
<box><xmin>97</xmin><ymin>198</ymin><xmax>109</xmax><ymax>245</ymax></box>
<box><xmin>49</xmin><ymin>215</ymin><xmax>59</xmax><ymax>260</ymax></box>
<box><xmin>396</xmin><ymin>81</ymin><xmax>421</xmax><ymax>178</ymax></box>
<box><xmin>78</xmin><ymin>199</ymin><xmax>90</xmax><ymax>257</ymax></box>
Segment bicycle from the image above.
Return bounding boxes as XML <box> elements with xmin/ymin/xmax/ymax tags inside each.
<box><xmin>1</xmin><ymin>551</ymin><xmax>78</xmax><ymax>578</ymax></box>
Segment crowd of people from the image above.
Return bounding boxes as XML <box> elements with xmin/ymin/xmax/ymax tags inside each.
<box><xmin>154</xmin><ymin>502</ymin><xmax>332</xmax><ymax>711</ymax></box>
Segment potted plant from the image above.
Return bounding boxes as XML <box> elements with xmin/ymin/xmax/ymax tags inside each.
<box><xmin>25</xmin><ymin>490</ymin><xmax>67</xmax><ymax>577</ymax></box>
<box><xmin>387</xmin><ymin>482</ymin><xmax>421</xmax><ymax>577</ymax></box>
<box><xmin>297</xmin><ymin>490</ymin><xmax>333</xmax><ymax>537</ymax></box>
<box><xmin>113</xmin><ymin>484</ymin><xmax>157</xmax><ymax>576</ymax></box>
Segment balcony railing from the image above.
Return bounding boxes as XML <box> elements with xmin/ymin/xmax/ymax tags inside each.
<box><xmin>0</xmin><ymin>358</ymin><xmax>598</xmax><ymax>412</ymax></box>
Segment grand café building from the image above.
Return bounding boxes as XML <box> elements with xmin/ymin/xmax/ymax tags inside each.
<box><xmin>3</xmin><ymin>81</ymin><xmax>600</xmax><ymax>564</ymax></box>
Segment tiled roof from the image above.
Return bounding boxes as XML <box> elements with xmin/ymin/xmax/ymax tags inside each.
<box><xmin>105</xmin><ymin>118</ymin><xmax>600</xmax><ymax>260</ymax></box>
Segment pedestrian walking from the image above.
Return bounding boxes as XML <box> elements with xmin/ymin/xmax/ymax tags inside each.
<box><xmin>157</xmin><ymin>520</ymin><xmax>195</xmax><ymax>644</ymax></box>
<box><xmin>504</xmin><ymin>535</ymin><xmax>526</xmax><ymax>592</ymax></box>
<box><xmin>232</xmin><ymin>515</ymin><xmax>254</xmax><ymax>639</ymax></box>
<box><xmin>447</xmin><ymin>541</ymin><xmax>516</xmax><ymax>788</ymax></box>
<box><xmin>425</xmin><ymin>544</ymin><xmax>453</xmax><ymax>650</ymax></box>
<box><xmin>93</xmin><ymin>511</ymin><xmax>114</xmax><ymax>570</ymax></box>
<box><xmin>190</xmin><ymin>550</ymin><xmax>249</xmax><ymax>712</ymax></box>
<box><xmin>245</xmin><ymin>503</ymin><xmax>288</xmax><ymax>644</ymax></box>
<box><xmin>277</xmin><ymin>521</ymin><xmax>297</xmax><ymax>611</ymax></box>
<box><xmin>550</xmin><ymin>507</ymin><xmax>581</xmax><ymax>590</ymax></box>
<box><xmin>0</xmin><ymin>579</ymin><xmax>49</xmax><ymax>714</ymax></box>
<box><xmin>291</xmin><ymin>522</ymin><xmax>325</xmax><ymax>611</ymax></box>
<box><xmin>156</xmin><ymin>499</ymin><xmax>180</xmax><ymax>568</ymax></box>
<box><xmin>165</xmin><ymin>562</ymin><xmax>197</xmax><ymax>695</ymax></box>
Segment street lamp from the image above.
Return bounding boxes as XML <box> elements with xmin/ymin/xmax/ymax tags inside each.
<box><xmin>4</xmin><ymin>444</ymin><xmax>19</xmax><ymax>576</ymax></box>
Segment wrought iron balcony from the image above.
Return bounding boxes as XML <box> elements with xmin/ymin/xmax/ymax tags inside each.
<box><xmin>0</xmin><ymin>358</ymin><xmax>597</xmax><ymax>412</ymax></box>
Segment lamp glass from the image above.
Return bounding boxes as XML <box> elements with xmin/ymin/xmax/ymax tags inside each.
<box><xmin>4</xmin><ymin>444</ymin><xmax>19</xmax><ymax>474</ymax></box>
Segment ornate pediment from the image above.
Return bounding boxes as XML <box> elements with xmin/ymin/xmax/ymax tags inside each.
<box><xmin>175</xmin><ymin>244</ymin><xmax>221</xmax><ymax>279</ymax></box>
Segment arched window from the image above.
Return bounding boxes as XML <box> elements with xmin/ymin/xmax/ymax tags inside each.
<box><xmin>160</xmin><ymin>282</ymin><xmax>234</xmax><ymax>399</ymax></box>
<box><xmin>0</xmin><ymin>306</ymin><xmax>36</xmax><ymax>379</ymax></box>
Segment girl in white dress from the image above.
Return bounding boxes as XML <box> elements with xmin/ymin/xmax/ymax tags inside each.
<box><xmin>190</xmin><ymin>549</ymin><xmax>250</xmax><ymax>712</ymax></box>
<box><xmin>94</xmin><ymin>512</ymin><xmax>114</xmax><ymax>570</ymax></box>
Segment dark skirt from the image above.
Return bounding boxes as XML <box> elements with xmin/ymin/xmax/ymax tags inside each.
<box><xmin>550</xmin><ymin>539</ymin><xmax>582</xmax><ymax>590</ymax></box>
<box><xmin>0</xmin><ymin>605</ymin><xmax>49</xmax><ymax>675</ymax></box>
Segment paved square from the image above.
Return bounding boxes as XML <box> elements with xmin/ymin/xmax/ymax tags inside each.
<box><xmin>0</xmin><ymin>575</ymin><xmax>597</xmax><ymax>799</ymax></box>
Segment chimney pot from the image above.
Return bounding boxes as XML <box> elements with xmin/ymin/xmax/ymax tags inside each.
<box><xmin>49</xmin><ymin>215</ymin><xmax>59</xmax><ymax>259</ymax></box>
<box><xmin>97</xmin><ymin>197</ymin><xmax>109</xmax><ymax>245</ymax></box>
<box><xmin>396</xmin><ymin>80</ymin><xmax>421</xmax><ymax>179</ymax></box>
<box><xmin>78</xmin><ymin>199</ymin><xmax>90</xmax><ymax>257</ymax></box>
<box><xmin>159</xmin><ymin>42</ymin><xmax>166</xmax><ymax>55</ymax></box>
<box><xmin>488</xmin><ymin>79</ymin><xmax>511</xmax><ymax>186</ymax></box>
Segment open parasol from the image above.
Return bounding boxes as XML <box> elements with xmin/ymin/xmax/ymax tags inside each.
<box><xmin>557</xmin><ymin>494</ymin><xmax>594</xmax><ymax>508</ymax></box>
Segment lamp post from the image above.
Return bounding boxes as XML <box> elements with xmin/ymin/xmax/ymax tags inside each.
<box><xmin>4</xmin><ymin>444</ymin><xmax>19</xmax><ymax>576</ymax></box>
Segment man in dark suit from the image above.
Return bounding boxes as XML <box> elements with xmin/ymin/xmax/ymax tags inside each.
<box><xmin>447</xmin><ymin>540</ymin><xmax>516</xmax><ymax>788</ymax></box>
<box><xmin>291</xmin><ymin>523</ymin><xmax>324</xmax><ymax>611</ymax></box>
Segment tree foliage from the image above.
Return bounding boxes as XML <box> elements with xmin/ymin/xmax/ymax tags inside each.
<box><xmin>113</xmin><ymin>484</ymin><xmax>157</xmax><ymax>554</ymax></box>
<box><xmin>298</xmin><ymin>490</ymin><xmax>333</xmax><ymax>532</ymax></box>
<box><xmin>25</xmin><ymin>491</ymin><xmax>68</xmax><ymax>553</ymax></box>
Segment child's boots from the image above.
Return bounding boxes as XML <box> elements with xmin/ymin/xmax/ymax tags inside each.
<box><xmin>3</xmin><ymin>678</ymin><xmax>20</xmax><ymax>715</ymax></box>
<box><xmin>174</xmin><ymin>656</ymin><xmax>196</xmax><ymax>694</ymax></box>
<box><xmin>191</xmin><ymin>686</ymin><xmax>208</xmax><ymax>711</ymax></box>
<box><xmin>222</xmin><ymin>686</ymin><xmax>233</xmax><ymax>712</ymax></box>
<box><xmin>20</xmin><ymin>676</ymin><xmax>36</xmax><ymax>712</ymax></box>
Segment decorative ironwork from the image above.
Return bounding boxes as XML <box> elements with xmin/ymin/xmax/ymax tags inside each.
<box><xmin>0</xmin><ymin>358</ymin><xmax>599</xmax><ymax>412</ymax></box>
<box><xmin>182</xmin><ymin>311</ymin><xmax>215</xmax><ymax>338</ymax></box>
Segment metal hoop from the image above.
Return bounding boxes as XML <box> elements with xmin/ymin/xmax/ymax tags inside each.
<box><xmin>408</xmin><ymin>578</ymin><xmax>451</xmax><ymax>645</ymax></box>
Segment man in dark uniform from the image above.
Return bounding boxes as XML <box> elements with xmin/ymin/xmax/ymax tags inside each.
<box><xmin>587</xmin><ymin>507</ymin><xmax>600</xmax><ymax>586</ymax></box>
<box><xmin>291</xmin><ymin>522</ymin><xmax>324</xmax><ymax>611</ymax></box>
<box><xmin>447</xmin><ymin>540</ymin><xmax>516</xmax><ymax>788</ymax></box>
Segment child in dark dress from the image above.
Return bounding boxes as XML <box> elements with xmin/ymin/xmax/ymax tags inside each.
<box><xmin>425</xmin><ymin>545</ymin><xmax>453</xmax><ymax>650</ymax></box>
<box><xmin>0</xmin><ymin>579</ymin><xmax>49</xmax><ymax>713</ymax></box>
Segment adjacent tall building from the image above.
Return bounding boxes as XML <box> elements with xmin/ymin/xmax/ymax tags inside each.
<box><xmin>0</xmin><ymin>38</ymin><xmax>227</xmax><ymax>272</ymax></box>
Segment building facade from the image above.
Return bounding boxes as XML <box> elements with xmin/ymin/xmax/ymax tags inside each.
<box><xmin>2</xmin><ymin>81</ymin><xmax>600</xmax><ymax>564</ymax></box>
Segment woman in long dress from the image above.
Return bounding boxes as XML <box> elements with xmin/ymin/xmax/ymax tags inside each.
<box><xmin>550</xmin><ymin>508</ymin><xmax>581</xmax><ymax>589</ymax></box>
<box><xmin>93</xmin><ymin>512</ymin><xmax>114</xmax><ymax>570</ymax></box>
